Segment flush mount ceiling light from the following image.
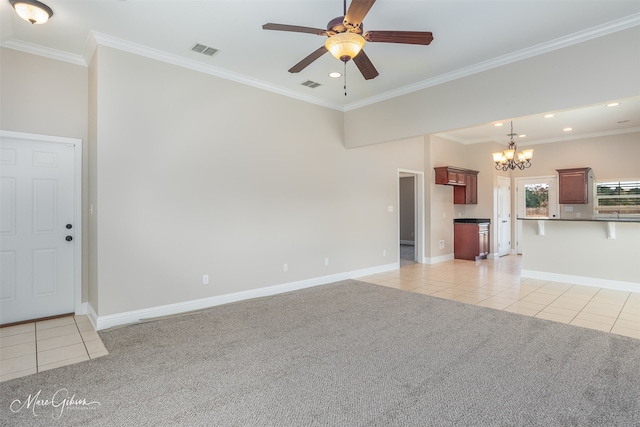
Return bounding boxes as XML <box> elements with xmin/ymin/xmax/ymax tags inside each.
<box><xmin>491</xmin><ymin>121</ymin><xmax>533</xmax><ymax>171</ymax></box>
<box><xmin>10</xmin><ymin>0</ymin><xmax>53</xmax><ymax>24</ymax></box>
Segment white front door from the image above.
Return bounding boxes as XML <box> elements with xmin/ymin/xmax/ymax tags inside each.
<box><xmin>497</xmin><ymin>176</ymin><xmax>511</xmax><ymax>257</ymax></box>
<box><xmin>1</xmin><ymin>136</ymin><xmax>77</xmax><ymax>324</ymax></box>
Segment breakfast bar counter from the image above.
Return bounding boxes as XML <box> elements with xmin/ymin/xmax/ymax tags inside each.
<box><xmin>518</xmin><ymin>218</ymin><xmax>640</xmax><ymax>292</ymax></box>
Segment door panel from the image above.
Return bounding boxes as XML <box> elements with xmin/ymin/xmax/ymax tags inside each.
<box><xmin>0</xmin><ymin>138</ymin><xmax>75</xmax><ymax>324</ymax></box>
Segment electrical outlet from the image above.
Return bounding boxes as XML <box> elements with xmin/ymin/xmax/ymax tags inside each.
<box><xmin>202</xmin><ymin>274</ymin><xmax>209</xmax><ymax>285</ymax></box>
<box><xmin>439</xmin><ymin>240</ymin><xmax>445</xmax><ymax>249</ymax></box>
<box><xmin>324</xmin><ymin>258</ymin><xmax>329</xmax><ymax>266</ymax></box>
<box><xmin>383</xmin><ymin>250</ymin><xmax>386</xmax><ymax>257</ymax></box>
<box><xmin>283</xmin><ymin>264</ymin><xmax>288</xmax><ymax>272</ymax></box>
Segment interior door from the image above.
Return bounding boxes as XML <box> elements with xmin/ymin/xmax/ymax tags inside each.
<box><xmin>497</xmin><ymin>176</ymin><xmax>511</xmax><ymax>257</ymax></box>
<box><xmin>0</xmin><ymin>137</ymin><xmax>76</xmax><ymax>324</ymax></box>
<box><xmin>515</xmin><ymin>176</ymin><xmax>558</xmax><ymax>254</ymax></box>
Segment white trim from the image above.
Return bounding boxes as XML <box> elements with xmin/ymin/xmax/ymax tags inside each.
<box><xmin>85</xmin><ymin>32</ymin><xmax>344</xmax><ymax>111</ymax></box>
<box><xmin>0</xmin><ymin>130</ymin><xmax>83</xmax><ymax>320</ymax></box>
<box><xmin>521</xmin><ymin>270</ymin><xmax>639</xmax><ymax>293</ymax></box>
<box><xmin>423</xmin><ymin>254</ymin><xmax>455</xmax><ymax>264</ymax></box>
<box><xmin>86</xmin><ymin>302</ymin><xmax>98</xmax><ymax>331</ymax></box>
<box><xmin>1</xmin><ymin>40</ymin><xmax>86</xmax><ymax>66</ymax></box>
<box><xmin>3</xmin><ymin>13</ymin><xmax>637</xmax><ymax>112</ymax></box>
<box><xmin>94</xmin><ymin>262</ymin><xmax>398</xmax><ymax>331</ymax></box>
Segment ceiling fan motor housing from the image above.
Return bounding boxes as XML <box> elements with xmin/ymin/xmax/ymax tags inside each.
<box><xmin>327</xmin><ymin>16</ymin><xmax>363</xmax><ymax>35</ymax></box>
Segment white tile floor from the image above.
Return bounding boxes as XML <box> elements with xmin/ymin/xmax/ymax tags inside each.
<box><xmin>359</xmin><ymin>255</ymin><xmax>640</xmax><ymax>339</ymax></box>
<box><xmin>0</xmin><ymin>315</ymin><xmax>108</xmax><ymax>382</ymax></box>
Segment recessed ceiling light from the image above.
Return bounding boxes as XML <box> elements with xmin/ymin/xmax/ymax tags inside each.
<box><xmin>329</xmin><ymin>72</ymin><xmax>342</xmax><ymax>78</ymax></box>
<box><xmin>519</xmin><ymin>134</ymin><xmax>527</xmax><ymax>138</ymax></box>
<box><xmin>494</xmin><ymin>123</ymin><xmax>503</xmax><ymax>127</ymax></box>
<box><xmin>544</xmin><ymin>114</ymin><xmax>554</xmax><ymax>118</ymax></box>
<box><xmin>606</xmin><ymin>102</ymin><xmax>620</xmax><ymax>107</ymax></box>
<box><xmin>563</xmin><ymin>127</ymin><xmax>573</xmax><ymax>132</ymax></box>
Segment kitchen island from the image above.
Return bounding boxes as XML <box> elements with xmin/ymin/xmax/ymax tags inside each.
<box><xmin>519</xmin><ymin>218</ymin><xmax>640</xmax><ymax>292</ymax></box>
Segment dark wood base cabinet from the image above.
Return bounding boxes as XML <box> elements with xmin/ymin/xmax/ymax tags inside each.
<box><xmin>454</xmin><ymin>222</ymin><xmax>489</xmax><ymax>261</ymax></box>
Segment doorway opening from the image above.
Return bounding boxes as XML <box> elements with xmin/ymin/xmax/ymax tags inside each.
<box><xmin>398</xmin><ymin>169</ymin><xmax>425</xmax><ymax>266</ymax></box>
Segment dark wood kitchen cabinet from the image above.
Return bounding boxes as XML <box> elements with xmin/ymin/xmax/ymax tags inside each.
<box><xmin>454</xmin><ymin>221</ymin><xmax>490</xmax><ymax>261</ymax></box>
<box><xmin>557</xmin><ymin>167</ymin><xmax>590</xmax><ymax>204</ymax></box>
<box><xmin>434</xmin><ymin>166</ymin><xmax>479</xmax><ymax>205</ymax></box>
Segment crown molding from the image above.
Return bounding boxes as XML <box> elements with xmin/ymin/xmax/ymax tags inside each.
<box><xmin>437</xmin><ymin>126</ymin><xmax>640</xmax><ymax>146</ymax></box>
<box><xmin>344</xmin><ymin>13</ymin><xmax>640</xmax><ymax>112</ymax></box>
<box><xmin>1</xmin><ymin>39</ymin><xmax>86</xmax><ymax>66</ymax></box>
<box><xmin>86</xmin><ymin>32</ymin><xmax>344</xmax><ymax>111</ymax></box>
<box><xmin>3</xmin><ymin>12</ymin><xmax>638</xmax><ymax>113</ymax></box>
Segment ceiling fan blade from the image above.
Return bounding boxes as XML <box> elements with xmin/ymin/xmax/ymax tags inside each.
<box><xmin>263</xmin><ymin>23</ymin><xmax>327</xmax><ymax>35</ymax></box>
<box><xmin>364</xmin><ymin>31</ymin><xmax>434</xmax><ymax>45</ymax></box>
<box><xmin>344</xmin><ymin>0</ymin><xmax>376</xmax><ymax>28</ymax></box>
<box><xmin>353</xmin><ymin>49</ymin><xmax>379</xmax><ymax>80</ymax></box>
<box><xmin>288</xmin><ymin>46</ymin><xmax>328</xmax><ymax>73</ymax></box>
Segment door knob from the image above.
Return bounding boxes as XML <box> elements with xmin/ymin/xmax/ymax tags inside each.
<box><xmin>65</xmin><ymin>236</ymin><xmax>73</xmax><ymax>242</ymax></box>
<box><xmin>66</xmin><ymin>224</ymin><xmax>72</xmax><ymax>229</ymax></box>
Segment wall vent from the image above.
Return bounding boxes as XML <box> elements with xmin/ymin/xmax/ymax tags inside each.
<box><xmin>191</xmin><ymin>43</ymin><xmax>219</xmax><ymax>57</ymax></box>
<box><xmin>301</xmin><ymin>80</ymin><xmax>321</xmax><ymax>88</ymax></box>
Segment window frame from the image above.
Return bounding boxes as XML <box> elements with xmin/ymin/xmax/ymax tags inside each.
<box><xmin>593</xmin><ymin>179</ymin><xmax>640</xmax><ymax>218</ymax></box>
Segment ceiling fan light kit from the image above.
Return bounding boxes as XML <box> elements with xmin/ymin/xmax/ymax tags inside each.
<box><xmin>492</xmin><ymin>121</ymin><xmax>534</xmax><ymax>171</ymax></box>
<box><xmin>10</xmin><ymin>0</ymin><xmax>53</xmax><ymax>24</ymax></box>
<box><xmin>325</xmin><ymin>32</ymin><xmax>365</xmax><ymax>62</ymax></box>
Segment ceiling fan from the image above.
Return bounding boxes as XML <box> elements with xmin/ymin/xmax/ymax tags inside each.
<box><xmin>262</xmin><ymin>0</ymin><xmax>434</xmax><ymax>80</ymax></box>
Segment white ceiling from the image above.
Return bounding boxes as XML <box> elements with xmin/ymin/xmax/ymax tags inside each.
<box><xmin>1</xmin><ymin>0</ymin><xmax>639</xmax><ymax>144</ymax></box>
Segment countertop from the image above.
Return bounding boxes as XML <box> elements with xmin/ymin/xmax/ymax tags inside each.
<box><xmin>517</xmin><ymin>217</ymin><xmax>640</xmax><ymax>223</ymax></box>
<box><xmin>454</xmin><ymin>218</ymin><xmax>491</xmax><ymax>224</ymax></box>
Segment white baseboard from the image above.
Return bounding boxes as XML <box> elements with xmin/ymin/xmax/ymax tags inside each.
<box><xmin>422</xmin><ymin>253</ymin><xmax>454</xmax><ymax>264</ymax></box>
<box><xmin>93</xmin><ymin>262</ymin><xmax>399</xmax><ymax>331</ymax></box>
<box><xmin>521</xmin><ymin>269</ymin><xmax>640</xmax><ymax>293</ymax></box>
<box><xmin>86</xmin><ymin>302</ymin><xmax>98</xmax><ymax>331</ymax></box>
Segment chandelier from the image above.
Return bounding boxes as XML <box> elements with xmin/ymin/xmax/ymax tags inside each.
<box><xmin>491</xmin><ymin>121</ymin><xmax>533</xmax><ymax>171</ymax></box>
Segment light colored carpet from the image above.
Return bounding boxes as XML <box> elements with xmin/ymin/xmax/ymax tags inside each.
<box><xmin>2</xmin><ymin>280</ymin><xmax>639</xmax><ymax>426</ymax></box>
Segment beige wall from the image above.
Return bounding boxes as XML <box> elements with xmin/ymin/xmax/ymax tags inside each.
<box><xmin>2</xmin><ymin>35</ymin><xmax>638</xmax><ymax>320</ymax></box>
<box><xmin>90</xmin><ymin>47</ymin><xmax>425</xmax><ymax>316</ymax></box>
<box><xmin>345</xmin><ymin>26</ymin><xmax>640</xmax><ymax>148</ymax></box>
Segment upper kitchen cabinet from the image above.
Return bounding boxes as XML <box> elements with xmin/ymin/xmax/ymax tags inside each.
<box><xmin>557</xmin><ymin>167</ymin><xmax>591</xmax><ymax>204</ymax></box>
<box><xmin>435</xmin><ymin>166</ymin><xmax>479</xmax><ymax>205</ymax></box>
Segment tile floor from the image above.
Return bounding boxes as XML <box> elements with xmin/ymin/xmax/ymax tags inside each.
<box><xmin>0</xmin><ymin>315</ymin><xmax>108</xmax><ymax>382</ymax></box>
<box><xmin>359</xmin><ymin>255</ymin><xmax>640</xmax><ymax>340</ymax></box>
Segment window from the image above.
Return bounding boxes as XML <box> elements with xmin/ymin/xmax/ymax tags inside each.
<box><xmin>594</xmin><ymin>180</ymin><xmax>640</xmax><ymax>216</ymax></box>
<box><xmin>525</xmin><ymin>183</ymin><xmax>550</xmax><ymax>218</ymax></box>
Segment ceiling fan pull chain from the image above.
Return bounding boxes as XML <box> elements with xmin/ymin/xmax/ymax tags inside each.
<box><xmin>344</xmin><ymin>61</ymin><xmax>347</xmax><ymax>96</ymax></box>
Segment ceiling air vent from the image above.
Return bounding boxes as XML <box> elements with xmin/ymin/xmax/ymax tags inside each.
<box><xmin>191</xmin><ymin>43</ymin><xmax>219</xmax><ymax>57</ymax></box>
<box><xmin>301</xmin><ymin>80</ymin><xmax>321</xmax><ymax>89</ymax></box>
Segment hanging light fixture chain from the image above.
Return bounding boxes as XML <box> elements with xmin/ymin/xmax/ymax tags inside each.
<box><xmin>344</xmin><ymin>61</ymin><xmax>347</xmax><ymax>96</ymax></box>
